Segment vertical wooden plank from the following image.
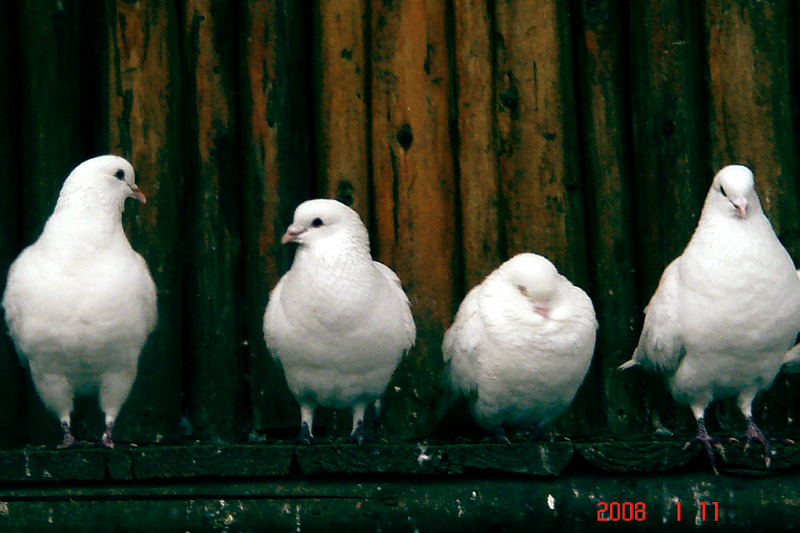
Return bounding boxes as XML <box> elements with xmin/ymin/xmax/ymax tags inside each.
<box><xmin>494</xmin><ymin>0</ymin><xmax>587</xmax><ymax>285</ymax></box>
<box><xmin>571</xmin><ymin>0</ymin><xmax>644</xmax><ymax>436</ymax></box>
<box><xmin>239</xmin><ymin>0</ymin><xmax>315</xmax><ymax>437</ymax></box>
<box><xmin>99</xmin><ymin>0</ymin><xmax>184</xmax><ymax>443</ymax></box>
<box><xmin>314</xmin><ymin>0</ymin><xmax>370</xmax><ymax>217</ymax></box>
<box><xmin>18</xmin><ymin>1</ymin><xmax>93</xmax><ymax>445</ymax></box>
<box><xmin>704</xmin><ymin>0</ymin><xmax>800</xmax><ymax>435</ymax></box>
<box><xmin>370</xmin><ymin>0</ymin><xmax>459</xmax><ymax>438</ymax></box>
<box><xmin>628</xmin><ymin>0</ymin><xmax>708</xmax><ymax>434</ymax></box>
<box><xmin>451</xmin><ymin>0</ymin><xmax>503</xmax><ymax>290</ymax></box>
<box><xmin>493</xmin><ymin>0</ymin><xmax>593</xmax><ymax>436</ymax></box>
<box><xmin>182</xmin><ymin>0</ymin><xmax>248</xmax><ymax>442</ymax></box>
<box><xmin>0</xmin><ymin>2</ymin><xmax>25</xmax><ymax>447</ymax></box>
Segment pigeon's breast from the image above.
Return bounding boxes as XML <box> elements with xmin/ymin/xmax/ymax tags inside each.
<box><xmin>5</xmin><ymin>245</ymin><xmax>155</xmax><ymax>364</ymax></box>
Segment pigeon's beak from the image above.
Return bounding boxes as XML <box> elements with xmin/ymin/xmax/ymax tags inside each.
<box><xmin>281</xmin><ymin>224</ymin><xmax>306</xmax><ymax>244</ymax></box>
<box><xmin>130</xmin><ymin>184</ymin><xmax>147</xmax><ymax>204</ymax></box>
<box><xmin>732</xmin><ymin>197</ymin><xmax>747</xmax><ymax>218</ymax></box>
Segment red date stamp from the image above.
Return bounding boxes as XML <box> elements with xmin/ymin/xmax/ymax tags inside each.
<box><xmin>597</xmin><ymin>501</ymin><xmax>719</xmax><ymax>522</ymax></box>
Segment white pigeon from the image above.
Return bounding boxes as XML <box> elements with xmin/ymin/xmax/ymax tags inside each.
<box><xmin>263</xmin><ymin>199</ymin><xmax>415</xmax><ymax>443</ymax></box>
<box><xmin>620</xmin><ymin>164</ymin><xmax>800</xmax><ymax>471</ymax></box>
<box><xmin>441</xmin><ymin>253</ymin><xmax>597</xmax><ymax>440</ymax></box>
<box><xmin>1</xmin><ymin>155</ymin><xmax>157</xmax><ymax>448</ymax></box>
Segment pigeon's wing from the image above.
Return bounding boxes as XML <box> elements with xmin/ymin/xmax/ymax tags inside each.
<box><xmin>373</xmin><ymin>261</ymin><xmax>416</xmax><ymax>352</ymax></box>
<box><xmin>622</xmin><ymin>257</ymin><xmax>685</xmax><ymax>373</ymax></box>
<box><xmin>133</xmin><ymin>253</ymin><xmax>158</xmax><ymax>337</ymax></box>
<box><xmin>1</xmin><ymin>253</ymin><xmax>29</xmax><ymax>364</ymax></box>
<box><xmin>263</xmin><ymin>274</ymin><xmax>290</xmax><ymax>361</ymax></box>
<box><xmin>441</xmin><ymin>285</ymin><xmax>484</xmax><ymax>402</ymax></box>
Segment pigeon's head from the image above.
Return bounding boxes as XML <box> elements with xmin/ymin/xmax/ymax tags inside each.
<box><xmin>281</xmin><ymin>199</ymin><xmax>369</xmax><ymax>249</ymax></box>
<box><xmin>502</xmin><ymin>253</ymin><xmax>560</xmax><ymax>318</ymax></box>
<box><xmin>59</xmin><ymin>155</ymin><xmax>145</xmax><ymax>210</ymax></box>
<box><xmin>711</xmin><ymin>165</ymin><xmax>758</xmax><ymax>219</ymax></box>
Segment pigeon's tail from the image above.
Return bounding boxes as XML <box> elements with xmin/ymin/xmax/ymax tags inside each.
<box><xmin>618</xmin><ymin>359</ymin><xmax>638</xmax><ymax>371</ymax></box>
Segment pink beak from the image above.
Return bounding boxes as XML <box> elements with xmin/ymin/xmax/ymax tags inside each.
<box><xmin>732</xmin><ymin>197</ymin><xmax>747</xmax><ymax>218</ymax></box>
<box><xmin>281</xmin><ymin>223</ymin><xmax>306</xmax><ymax>244</ymax></box>
<box><xmin>130</xmin><ymin>184</ymin><xmax>146</xmax><ymax>204</ymax></box>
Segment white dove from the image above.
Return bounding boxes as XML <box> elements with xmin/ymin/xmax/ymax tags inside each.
<box><xmin>620</xmin><ymin>164</ymin><xmax>800</xmax><ymax>471</ymax></box>
<box><xmin>442</xmin><ymin>253</ymin><xmax>597</xmax><ymax>441</ymax></box>
<box><xmin>263</xmin><ymin>199</ymin><xmax>415</xmax><ymax>443</ymax></box>
<box><xmin>1</xmin><ymin>155</ymin><xmax>157</xmax><ymax>448</ymax></box>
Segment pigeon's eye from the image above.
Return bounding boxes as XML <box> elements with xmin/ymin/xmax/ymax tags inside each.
<box><xmin>720</xmin><ymin>186</ymin><xmax>727</xmax><ymax>198</ymax></box>
<box><xmin>114</xmin><ymin>169</ymin><xmax>125</xmax><ymax>181</ymax></box>
<box><xmin>311</xmin><ymin>218</ymin><xmax>324</xmax><ymax>228</ymax></box>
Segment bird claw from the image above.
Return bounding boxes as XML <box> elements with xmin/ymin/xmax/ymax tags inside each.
<box><xmin>295</xmin><ymin>422</ymin><xmax>313</xmax><ymax>445</ymax></box>
<box><xmin>349</xmin><ymin>420</ymin><xmax>366</xmax><ymax>445</ymax></box>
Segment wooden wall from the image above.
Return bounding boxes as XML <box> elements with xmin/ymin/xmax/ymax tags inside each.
<box><xmin>1</xmin><ymin>0</ymin><xmax>799</xmax><ymax>447</ymax></box>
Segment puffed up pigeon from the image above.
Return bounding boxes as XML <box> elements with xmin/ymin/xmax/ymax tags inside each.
<box><xmin>620</xmin><ymin>165</ymin><xmax>800</xmax><ymax>472</ymax></box>
<box><xmin>442</xmin><ymin>253</ymin><xmax>597</xmax><ymax>441</ymax></box>
<box><xmin>2</xmin><ymin>155</ymin><xmax>157</xmax><ymax>448</ymax></box>
<box><xmin>263</xmin><ymin>199</ymin><xmax>415</xmax><ymax>443</ymax></box>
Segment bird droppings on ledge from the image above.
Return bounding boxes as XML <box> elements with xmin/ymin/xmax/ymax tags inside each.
<box><xmin>0</xmin><ymin>438</ymin><xmax>797</xmax><ymax>482</ymax></box>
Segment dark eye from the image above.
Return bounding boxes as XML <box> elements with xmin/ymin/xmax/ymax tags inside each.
<box><xmin>114</xmin><ymin>169</ymin><xmax>125</xmax><ymax>181</ymax></box>
<box><xmin>720</xmin><ymin>186</ymin><xmax>727</xmax><ymax>198</ymax></box>
<box><xmin>311</xmin><ymin>218</ymin><xmax>324</xmax><ymax>228</ymax></box>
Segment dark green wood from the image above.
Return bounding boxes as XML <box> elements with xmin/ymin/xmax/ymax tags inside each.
<box><xmin>1</xmin><ymin>473</ymin><xmax>800</xmax><ymax>531</ymax></box>
<box><xmin>627</xmin><ymin>0</ymin><xmax>710</xmax><ymax>436</ymax></box>
<box><xmin>0</xmin><ymin>1</ymin><xmax>25</xmax><ymax>448</ymax></box>
<box><xmin>17</xmin><ymin>0</ymin><xmax>94</xmax><ymax>446</ymax></box>
<box><xmin>181</xmin><ymin>0</ymin><xmax>249</xmax><ymax>442</ymax></box>
<box><xmin>238</xmin><ymin>0</ymin><xmax>315</xmax><ymax>437</ymax></box>
<box><xmin>570</xmin><ymin>0</ymin><xmax>646</xmax><ymax>438</ymax></box>
<box><xmin>97</xmin><ymin>0</ymin><xmax>185</xmax><ymax>445</ymax></box>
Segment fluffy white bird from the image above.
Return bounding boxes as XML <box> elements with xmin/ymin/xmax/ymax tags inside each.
<box><xmin>2</xmin><ymin>155</ymin><xmax>157</xmax><ymax>448</ymax></box>
<box><xmin>263</xmin><ymin>199</ymin><xmax>415</xmax><ymax>443</ymax></box>
<box><xmin>620</xmin><ymin>165</ymin><xmax>800</xmax><ymax>471</ymax></box>
<box><xmin>441</xmin><ymin>253</ymin><xmax>597</xmax><ymax>440</ymax></box>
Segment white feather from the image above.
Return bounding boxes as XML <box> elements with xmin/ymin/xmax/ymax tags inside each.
<box><xmin>263</xmin><ymin>199</ymin><xmax>415</xmax><ymax>439</ymax></box>
<box><xmin>442</xmin><ymin>253</ymin><xmax>597</xmax><ymax>433</ymax></box>
<box><xmin>1</xmin><ymin>155</ymin><xmax>157</xmax><ymax>446</ymax></box>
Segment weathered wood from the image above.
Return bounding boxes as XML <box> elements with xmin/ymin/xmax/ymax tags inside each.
<box><xmin>571</xmin><ymin>0</ymin><xmax>645</xmax><ymax>437</ymax></box>
<box><xmin>314</xmin><ymin>0</ymin><xmax>370</xmax><ymax>217</ymax></box>
<box><xmin>182</xmin><ymin>0</ymin><xmax>248</xmax><ymax>441</ymax></box>
<box><xmin>17</xmin><ymin>0</ymin><xmax>94</xmax><ymax>446</ymax></box>
<box><xmin>370</xmin><ymin>0</ymin><xmax>459</xmax><ymax>439</ymax></box>
<box><xmin>2</xmin><ymin>473</ymin><xmax>800</xmax><ymax>530</ymax></box>
<box><xmin>239</xmin><ymin>0</ymin><xmax>315</xmax><ymax>436</ymax></box>
<box><xmin>452</xmin><ymin>0</ymin><xmax>503</xmax><ymax>290</ymax></box>
<box><xmin>98</xmin><ymin>0</ymin><xmax>185</xmax><ymax>444</ymax></box>
<box><xmin>703</xmin><ymin>0</ymin><xmax>800</xmax><ymax>436</ymax></box>
<box><xmin>492</xmin><ymin>0</ymin><xmax>593</xmax><ymax>437</ymax></box>
<box><xmin>628</xmin><ymin>0</ymin><xmax>709</xmax><ymax>436</ymax></box>
<box><xmin>0</xmin><ymin>2</ymin><xmax>25</xmax><ymax>448</ymax></box>
<box><xmin>494</xmin><ymin>0</ymin><xmax>587</xmax><ymax>284</ymax></box>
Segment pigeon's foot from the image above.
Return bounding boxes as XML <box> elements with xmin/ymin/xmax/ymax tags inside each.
<box><xmin>101</xmin><ymin>421</ymin><xmax>115</xmax><ymax>449</ymax></box>
<box><xmin>349</xmin><ymin>419</ymin><xmax>366</xmax><ymax>445</ymax></box>
<box><xmin>57</xmin><ymin>421</ymin><xmax>80</xmax><ymax>449</ymax></box>
<box><xmin>684</xmin><ymin>418</ymin><xmax>726</xmax><ymax>475</ymax></box>
<box><xmin>493</xmin><ymin>426</ymin><xmax>511</xmax><ymax>445</ymax></box>
<box><xmin>738</xmin><ymin>417</ymin><xmax>790</xmax><ymax>469</ymax></box>
<box><xmin>295</xmin><ymin>422</ymin><xmax>313</xmax><ymax>445</ymax></box>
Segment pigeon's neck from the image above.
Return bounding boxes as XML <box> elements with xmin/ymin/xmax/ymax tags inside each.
<box><xmin>39</xmin><ymin>203</ymin><xmax>129</xmax><ymax>256</ymax></box>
